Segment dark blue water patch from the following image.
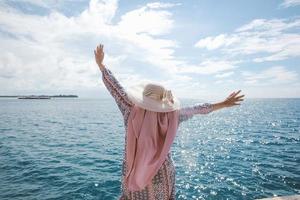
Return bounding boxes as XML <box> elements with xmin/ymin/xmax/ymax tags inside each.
<box><xmin>0</xmin><ymin>127</ymin><xmax>13</xmax><ymax>132</ymax></box>
<box><xmin>44</xmin><ymin>119</ymin><xmax>64</xmax><ymax>125</ymax></box>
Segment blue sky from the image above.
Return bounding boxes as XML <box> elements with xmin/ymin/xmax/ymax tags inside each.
<box><xmin>0</xmin><ymin>0</ymin><xmax>299</xmax><ymax>101</ymax></box>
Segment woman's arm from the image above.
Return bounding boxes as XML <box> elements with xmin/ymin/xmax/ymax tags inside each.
<box><xmin>178</xmin><ymin>90</ymin><xmax>245</xmax><ymax>124</ymax></box>
<box><xmin>178</xmin><ymin>103</ymin><xmax>214</xmax><ymax>123</ymax></box>
<box><xmin>94</xmin><ymin>44</ymin><xmax>133</xmax><ymax>117</ymax></box>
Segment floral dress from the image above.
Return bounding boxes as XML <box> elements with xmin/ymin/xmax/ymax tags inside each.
<box><xmin>101</xmin><ymin>68</ymin><xmax>214</xmax><ymax>200</ymax></box>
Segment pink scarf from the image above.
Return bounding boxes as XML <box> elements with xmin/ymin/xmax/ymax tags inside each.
<box><xmin>124</xmin><ymin>105</ymin><xmax>179</xmax><ymax>192</ymax></box>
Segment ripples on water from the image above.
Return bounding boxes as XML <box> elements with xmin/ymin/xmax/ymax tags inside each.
<box><xmin>0</xmin><ymin>98</ymin><xmax>299</xmax><ymax>200</ymax></box>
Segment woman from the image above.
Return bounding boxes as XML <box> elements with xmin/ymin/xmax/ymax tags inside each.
<box><xmin>94</xmin><ymin>44</ymin><xmax>244</xmax><ymax>199</ymax></box>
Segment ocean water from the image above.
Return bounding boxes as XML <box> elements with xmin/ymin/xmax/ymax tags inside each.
<box><xmin>0</xmin><ymin>98</ymin><xmax>299</xmax><ymax>200</ymax></box>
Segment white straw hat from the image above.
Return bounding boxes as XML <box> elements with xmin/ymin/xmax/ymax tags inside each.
<box><xmin>125</xmin><ymin>81</ymin><xmax>181</xmax><ymax>112</ymax></box>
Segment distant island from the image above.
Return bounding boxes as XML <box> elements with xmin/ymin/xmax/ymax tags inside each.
<box><xmin>0</xmin><ymin>95</ymin><xmax>78</xmax><ymax>99</ymax></box>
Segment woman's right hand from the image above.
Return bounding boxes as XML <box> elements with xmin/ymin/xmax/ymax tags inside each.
<box><xmin>94</xmin><ymin>43</ymin><xmax>105</xmax><ymax>72</ymax></box>
<box><xmin>222</xmin><ymin>90</ymin><xmax>245</xmax><ymax>108</ymax></box>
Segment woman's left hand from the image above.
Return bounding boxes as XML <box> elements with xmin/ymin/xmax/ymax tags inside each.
<box><xmin>94</xmin><ymin>43</ymin><xmax>105</xmax><ymax>72</ymax></box>
<box><xmin>222</xmin><ymin>90</ymin><xmax>245</xmax><ymax>108</ymax></box>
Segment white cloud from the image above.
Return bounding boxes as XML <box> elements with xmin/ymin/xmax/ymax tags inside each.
<box><xmin>235</xmin><ymin>18</ymin><xmax>300</xmax><ymax>32</ymax></box>
<box><xmin>146</xmin><ymin>2</ymin><xmax>181</xmax><ymax>9</ymax></box>
<box><xmin>177</xmin><ymin>60</ymin><xmax>239</xmax><ymax>75</ymax></box>
<box><xmin>117</xmin><ymin>5</ymin><xmax>173</xmax><ymax>36</ymax></box>
<box><xmin>194</xmin><ymin>18</ymin><xmax>300</xmax><ymax>62</ymax></box>
<box><xmin>114</xmin><ymin>3</ymin><xmax>184</xmax><ymax>75</ymax></box>
<box><xmin>241</xmin><ymin>66</ymin><xmax>298</xmax><ymax>85</ymax></box>
<box><xmin>214</xmin><ymin>71</ymin><xmax>234</xmax><ymax>78</ymax></box>
<box><xmin>214</xmin><ymin>79</ymin><xmax>234</xmax><ymax>85</ymax></box>
<box><xmin>195</xmin><ymin>34</ymin><xmax>238</xmax><ymax>50</ymax></box>
<box><xmin>280</xmin><ymin>0</ymin><xmax>300</xmax><ymax>7</ymax></box>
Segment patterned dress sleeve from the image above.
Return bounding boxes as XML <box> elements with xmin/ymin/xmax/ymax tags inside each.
<box><xmin>178</xmin><ymin>102</ymin><xmax>213</xmax><ymax>124</ymax></box>
<box><xmin>101</xmin><ymin>67</ymin><xmax>134</xmax><ymax>117</ymax></box>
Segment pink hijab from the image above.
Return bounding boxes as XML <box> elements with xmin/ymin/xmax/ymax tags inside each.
<box><xmin>124</xmin><ymin>105</ymin><xmax>179</xmax><ymax>192</ymax></box>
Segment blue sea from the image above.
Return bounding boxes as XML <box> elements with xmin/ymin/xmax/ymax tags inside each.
<box><xmin>0</xmin><ymin>98</ymin><xmax>299</xmax><ymax>200</ymax></box>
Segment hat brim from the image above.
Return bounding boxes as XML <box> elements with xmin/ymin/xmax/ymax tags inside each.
<box><xmin>125</xmin><ymin>82</ymin><xmax>181</xmax><ymax>113</ymax></box>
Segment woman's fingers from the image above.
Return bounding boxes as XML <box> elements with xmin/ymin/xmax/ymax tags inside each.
<box><xmin>235</xmin><ymin>95</ymin><xmax>245</xmax><ymax>100</ymax></box>
<box><xmin>95</xmin><ymin>43</ymin><xmax>105</xmax><ymax>56</ymax></box>
<box><xmin>98</xmin><ymin>44</ymin><xmax>104</xmax><ymax>52</ymax></box>
<box><xmin>226</xmin><ymin>90</ymin><xmax>242</xmax><ymax>100</ymax></box>
<box><xmin>96</xmin><ymin>44</ymin><xmax>101</xmax><ymax>53</ymax></box>
<box><xmin>226</xmin><ymin>91</ymin><xmax>235</xmax><ymax>100</ymax></box>
<box><xmin>94</xmin><ymin>50</ymin><xmax>98</xmax><ymax>61</ymax></box>
<box><xmin>234</xmin><ymin>93</ymin><xmax>245</xmax><ymax>104</ymax></box>
<box><xmin>228</xmin><ymin>89</ymin><xmax>241</xmax><ymax>97</ymax></box>
<box><xmin>233</xmin><ymin>90</ymin><xmax>241</xmax><ymax>97</ymax></box>
<box><xmin>229</xmin><ymin>92</ymin><xmax>235</xmax><ymax>97</ymax></box>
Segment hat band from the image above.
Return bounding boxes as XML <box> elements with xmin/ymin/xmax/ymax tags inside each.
<box><xmin>143</xmin><ymin>92</ymin><xmax>162</xmax><ymax>102</ymax></box>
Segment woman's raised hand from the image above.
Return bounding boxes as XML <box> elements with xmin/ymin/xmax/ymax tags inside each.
<box><xmin>94</xmin><ymin>43</ymin><xmax>105</xmax><ymax>72</ymax></box>
<box><xmin>222</xmin><ymin>90</ymin><xmax>245</xmax><ymax>108</ymax></box>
